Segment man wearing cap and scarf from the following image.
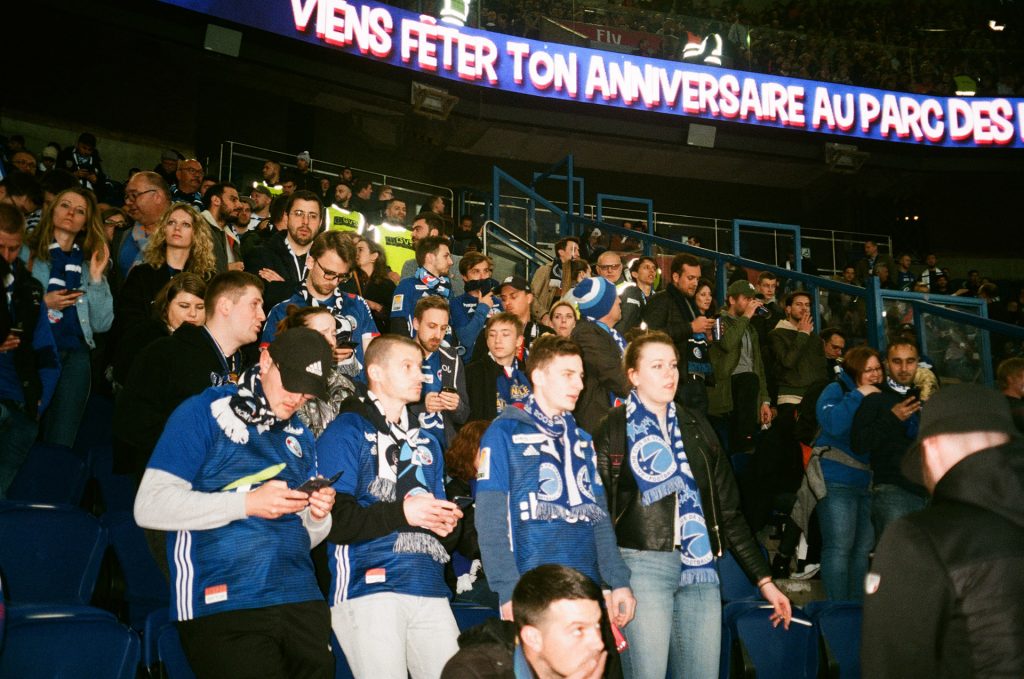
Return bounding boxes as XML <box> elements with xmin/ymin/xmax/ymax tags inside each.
<box><xmin>134</xmin><ymin>327</ymin><xmax>338</xmax><ymax>678</ymax></box>
<box><xmin>570</xmin><ymin>276</ymin><xmax>631</xmax><ymax>434</ymax></box>
<box><xmin>862</xmin><ymin>383</ymin><xmax>1024</xmax><ymax>679</ymax></box>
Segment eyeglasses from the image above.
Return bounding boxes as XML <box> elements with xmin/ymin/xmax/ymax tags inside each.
<box><xmin>863</xmin><ymin>366</ymin><xmax>883</xmax><ymax>373</ymax></box>
<box><xmin>179</xmin><ymin>166</ymin><xmax>203</xmax><ymax>175</ymax></box>
<box><xmin>124</xmin><ymin>189</ymin><xmax>157</xmax><ymax>203</ymax></box>
<box><xmin>290</xmin><ymin>209</ymin><xmax>321</xmax><ymax>223</ymax></box>
<box><xmin>598</xmin><ymin>263</ymin><xmax>622</xmax><ymax>270</ymax></box>
<box><xmin>314</xmin><ymin>258</ymin><xmax>350</xmax><ymax>282</ymax></box>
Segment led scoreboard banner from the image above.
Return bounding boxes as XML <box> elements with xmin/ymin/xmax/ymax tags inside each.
<box><xmin>161</xmin><ymin>0</ymin><xmax>1024</xmax><ymax>148</ymax></box>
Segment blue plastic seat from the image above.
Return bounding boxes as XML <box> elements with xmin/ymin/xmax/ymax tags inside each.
<box><xmin>0</xmin><ymin>502</ymin><xmax>106</xmax><ymax>605</ymax></box>
<box><xmin>451</xmin><ymin>601</ymin><xmax>501</xmax><ymax>632</ymax></box>
<box><xmin>804</xmin><ymin>601</ymin><xmax>863</xmax><ymax>679</ymax></box>
<box><xmin>717</xmin><ymin>547</ymin><xmax>768</xmax><ymax>603</ymax></box>
<box><xmin>102</xmin><ymin>510</ymin><xmax>169</xmax><ymax>631</ymax></box>
<box><xmin>728</xmin><ymin>604</ymin><xmax>817</xmax><ymax>679</ymax></box>
<box><xmin>89</xmin><ymin>444</ymin><xmax>138</xmax><ymax>514</ymax></box>
<box><xmin>157</xmin><ymin>619</ymin><xmax>197</xmax><ymax>679</ymax></box>
<box><xmin>6</xmin><ymin>444</ymin><xmax>90</xmax><ymax>505</ymax></box>
<box><xmin>0</xmin><ymin>604</ymin><xmax>140</xmax><ymax>679</ymax></box>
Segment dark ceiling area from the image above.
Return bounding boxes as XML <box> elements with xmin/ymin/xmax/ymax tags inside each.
<box><xmin>10</xmin><ymin>0</ymin><xmax>1024</xmax><ymax>256</ymax></box>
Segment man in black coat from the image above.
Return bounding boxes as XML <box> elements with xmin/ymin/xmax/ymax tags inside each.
<box><xmin>244</xmin><ymin>190</ymin><xmax>321</xmax><ymax>312</ymax></box>
<box><xmin>112</xmin><ymin>271</ymin><xmax>265</xmax><ymax>482</ymax></box>
<box><xmin>863</xmin><ymin>384</ymin><xmax>1024</xmax><ymax>678</ymax></box>
<box><xmin>569</xmin><ymin>277</ymin><xmax>630</xmax><ymax>434</ymax></box>
<box><xmin>641</xmin><ymin>253</ymin><xmax>715</xmax><ymax>410</ymax></box>
<box><xmin>466</xmin><ymin>312</ymin><xmax>531</xmax><ymax>422</ymax></box>
<box><xmin>851</xmin><ymin>339</ymin><xmax>927</xmax><ymax>541</ymax></box>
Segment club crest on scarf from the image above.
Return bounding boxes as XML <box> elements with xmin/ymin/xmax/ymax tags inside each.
<box><xmin>210</xmin><ymin>366</ymin><xmax>284</xmax><ymax>444</ymax></box>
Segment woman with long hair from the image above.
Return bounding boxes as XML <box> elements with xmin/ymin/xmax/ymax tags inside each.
<box><xmin>354</xmin><ymin>237</ymin><xmax>396</xmax><ymax>331</ymax></box>
<box><xmin>24</xmin><ymin>186</ymin><xmax>113</xmax><ymax>446</ymax></box>
<box><xmin>117</xmin><ymin>202</ymin><xmax>216</xmax><ymax>328</ymax></box>
<box><xmin>276</xmin><ymin>304</ymin><xmax>360</xmax><ymax>437</ymax></box>
<box><xmin>111</xmin><ymin>272</ymin><xmax>207</xmax><ymax>389</ymax></box>
<box><xmin>594</xmin><ymin>331</ymin><xmax>791</xmax><ymax>679</ymax></box>
<box><xmin>812</xmin><ymin>345</ymin><xmax>882</xmax><ymax>600</ymax></box>
<box><xmin>549</xmin><ymin>300</ymin><xmax>578</xmax><ymax>338</ymax></box>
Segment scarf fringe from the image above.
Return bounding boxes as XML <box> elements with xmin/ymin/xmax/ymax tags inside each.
<box><xmin>393</xmin><ymin>532</ymin><xmax>450</xmax><ymax>563</ymax></box>
<box><xmin>640</xmin><ymin>477</ymin><xmax>689</xmax><ymax>507</ymax></box>
<box><xmin>368</xmin><ymin>476</ymin><xmax>396</xmax><ymax>502</ymax></box>
<box><xmin>679</xmin><ymin>567</ymin><xmax>720</xmax><ymax>587</ymax></box>
<box><xmin>211</xmin><ymin>396</ymin><xmax>250</xmax><ymax>444</ymax></box>
<box><xmin>534</xmin><ymin>501</ymin><xmax>606</xmax><ymax>523</ymax></box>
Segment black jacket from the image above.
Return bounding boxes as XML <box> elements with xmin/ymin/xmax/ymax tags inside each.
<box><xmin>850</xmin><ymin>383</ymin><xmax>927</xmax><ymax>495</ymax></box>
<box><xmin>641</xmin><ymin>286</ymin><xmax>703</xmax><ymax>406</ymax></box>
<box><xmin>115</xmin><ymin>263</ymin><xmax>172</xmax><ymax>335</ymax></box>
<box><xmin>244</xmin><ymin>231</ymin><xmax>304</xmax><ymax>312</ymax></box>
<box><xmin>593</xmin><ymin>404</ymin><xmax>770</xmax><ymax>586</ymax></box>
<box><xmin>111</xmin><ymin>323</ymin><xmax>251</xmax><ymax>477</ymax></box>
<box><xmin>862</xmin><ymin>442</ymin><xmax>1024</xmax><ymax>678</ymax></box>
<box><xmin>571</xmin><ymin>319</ymin><xmax>631</xmax><ymax>435</ymax></box>
<box><xmin>466</xmin><ymin>355</ymin><xmax>504</xmax><ymax>422</ymax></box>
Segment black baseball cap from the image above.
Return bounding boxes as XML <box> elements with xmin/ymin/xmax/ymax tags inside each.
<box><xmin>268</xmin><ymin>327</ymin><xmax>333</xmax><ymax>400</ymax></box>
<box><xmin>498</xmin><ymin>275</ymin><xmax>529</xmax><ymax>294</ymax></box>
<box><xmin>901</xmin><ymin>383</ymin><xmax>1019</xmax><ymax>485</ymax></box>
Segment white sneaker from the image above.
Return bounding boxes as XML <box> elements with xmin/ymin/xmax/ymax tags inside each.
<box><xmin>791</xmin><ymin>563</ymin><xmax>821</xmax><ymax>580</ymax></box>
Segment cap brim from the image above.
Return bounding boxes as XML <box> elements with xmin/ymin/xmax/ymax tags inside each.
<box><xmin>280</xmin><ymin>370</ymin><xmax>329</xmax><ymax>401</ymax></box>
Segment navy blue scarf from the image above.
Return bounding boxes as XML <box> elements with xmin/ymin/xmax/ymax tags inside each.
<box><xmin>626</xmin><ymin>392</ymin><xmax>718</xmax><ymax>584</ymax></box>
<box><xmin>521</xmin><ymin>396</ymin><xmax>605</xmax><ymax>522</ymax></box>
<box><xmin>414</xmin><ymin>266</ymin><xmax>451</xmax><ymax>299</ymax></box>
<box><xmin>46</xmin><ymin>242</ymin><xmax>84</xmax><ymax>347</ymax></box>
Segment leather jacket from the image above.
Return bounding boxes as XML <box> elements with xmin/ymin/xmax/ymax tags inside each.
<box><xmin>593</xmin><ymin>404</ymin><xmax>770</xmax><ymax>585</ymax></box>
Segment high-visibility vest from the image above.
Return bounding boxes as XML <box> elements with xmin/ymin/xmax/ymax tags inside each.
<box><xmin>326</xmin><ymin>204</ymin><xmax>367</xmax><ymax>234</ymax></box>
<box><xmin>367</xmin><ymin>222</ymin><xmax>415</xmax><ymax>272</ymax></box>
<box><xmin>253</xmin><ymin>180</ymin><xmax>283</xmax><ymax>196</ymax></box>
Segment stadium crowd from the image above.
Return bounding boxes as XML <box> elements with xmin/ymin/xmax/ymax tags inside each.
<box><xmin>1</xmin><ymin>134</ymin><xmax>1022</xmax><ymax>679</ymax></box>
<box><xmin>463</xmin><ymin>0</ymin><xmax>1024</xmax><ymax>95</ymax></box>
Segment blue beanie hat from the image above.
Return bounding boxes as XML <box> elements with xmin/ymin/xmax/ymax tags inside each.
<box><xmin>572</xmin><ymin>277</ymin><xmax>617</xmax><ymax>321</ymax></box>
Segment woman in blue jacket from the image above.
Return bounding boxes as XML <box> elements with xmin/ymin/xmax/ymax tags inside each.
<box><xmin>24</xmin><ymin>187</ymin><xmax>113</xmax><ymax>447</ymax></box>
<box><xmin>814</xmin><ymin>345</ymin><xmax>882</xmax><ymax>600</ymax></box>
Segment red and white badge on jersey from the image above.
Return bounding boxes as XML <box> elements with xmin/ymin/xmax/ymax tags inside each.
<box><xmin>365</xmin><ymin>568</ymin><xmax>386</xmax><ymax>584</ymax></box>
<box><xmin>205</xmin><ymin>584</ymin><xmax>228</xmax><ymax>604</ymax></box>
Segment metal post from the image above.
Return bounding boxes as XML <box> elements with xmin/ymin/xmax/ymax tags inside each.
<box><xmin>864</xmin><ymin>276</ymin><xmax>884</xmax><ymax>350</ymax></box>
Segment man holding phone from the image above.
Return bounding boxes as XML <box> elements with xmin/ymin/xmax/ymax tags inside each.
<box><xmin>411</xmin><ymin>296</ymin><xmax>469</xmax><ymax>447</ymax></box>
<box><xmin>261</xmin><ymin>231</ymin><xmax>378</xmax><ymax>374</ymax></box>
<box><xmin>317</xmin><ymin>334</ymin><xmax>463</xmax><ymax>679</ymax></box>
<box><xmin>851</xmin><ymin>339</ymin><xmax>928</xmax><ymax>541</ymax></box>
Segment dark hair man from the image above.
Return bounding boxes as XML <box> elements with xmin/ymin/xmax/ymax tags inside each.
<box><xmin>202</xmin><ymin>182</ymin><xmax>244</xmax><ymax>273</ymax></box>
<box><xmin>245</xmin><ymin>189</ymin><xmax>323</xmax><ymax>312</ymax></box>
<box><xmin>475</xmin><ymin>334</ymin><xmax>634</xmax><ymax>675</ymax></box>
<box><xmin>134</xmin><ymin>327</ymin><xmax>336</xmax><ymax>678</ymax></box>
<box><xmin>412</xmin><ymin>297</ymin><xmax>469</xmax><ymax>447</ymax></box>
<box><xmin>390</xmin><ymin>235</ymin><xmax>453</xmax><ymax>337</ymax></box>
<box><xmin>616</xmin><ymin>255</ymin><xmax>657</xmax><ymax>334</ymax></box>
<box><xmin>642</xmin><ymin>253</ymin><xmax>716</xmax><ymax>411</ymax></box>
<box><xmin>530</xmin><ymin>236</ymin><xmax>581</xmax><ymax>324</ymax></box>
<box><xmin>260</xmin><ymin>231</ymin><xmax>378</xmax><ymax>373</ymax></box>
<box><xmin>862</xmin><ymin>384</ymin><xmax>1024</xmax><ymax>679</ymax></box>
<box><xmin>851</xmin><ymin>339</ymin><xmax>927</xmax><ymax>540</ymax></box>
<box><xmin>400</xmin><ymin>212</ymin><xmax>464</xmax><ymax>297</ymax></box>
<box><xmin>318</xmin><ymin>334</ymin><xmax>464</xmax><ymax>678</ymax></box>
<box><xmin>466</xmin><ymin>312</ymin><xmax>530</xmax><ymax>422</ymax></box>
<box><xmin>0</xmin><ymin>204</ymin><xmax>60</xmax><ymax>497</ymax></box>
<box><xmin>450</xmin><ymin>251</ymin><xmax>501</xmax><ymax>358</ymax></box>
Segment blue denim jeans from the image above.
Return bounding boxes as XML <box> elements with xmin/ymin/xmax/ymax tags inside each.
<box><xmin>817</xmin><ymin>482</ymin><xmax>873</xmax><ymax>601</ymax></box>
<box><xmin>871</xmin><ymin>483</ymin><xmax>927</xmax><ymax>543</ymax></box>
<box><xmin>0</xmin><ymin>402</ymin><xmax>39</xmax><ymax>498</ymax></box>
<box><xmin>619</xmin><ymin>548</ymin><xmax>722</xmax><ymax>679</ymax></box>
<box><xmin>41</xmin><ymin>347</ymin><xmax>92</xmax><ymax>448</ymax></box>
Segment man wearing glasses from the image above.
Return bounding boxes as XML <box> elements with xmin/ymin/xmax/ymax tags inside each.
<box><xmin>246</xmin><ymin>190</ymin><xmax>324</xmax><ymax>311</ymax></box>
<box><xmin>116</xmin><ymin>171</ymin><xmax>171</xmax><ymax>282</ymax></box>
<box><xmin>170</xmin><ymin>159</ymin><xmax>205</xmax><ymax>210</ymax></box>
<box><xmin>595</xmin><ymin>251</ymin><xmax>627</xmax><ymax>293</ymax></box>
<box><xmin>260</xmin><ymin>230</ymin><xmax>378</xmax><ymax>373</ymax></box>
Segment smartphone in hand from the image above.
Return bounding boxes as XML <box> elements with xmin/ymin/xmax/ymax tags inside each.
<box><xmin>296</xmin><ymin>470</ymin><xmax>343</xmax><ymax>494</ymax></box>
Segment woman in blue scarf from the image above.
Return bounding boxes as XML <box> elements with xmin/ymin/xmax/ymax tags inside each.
<box><xmin>24</xmin><ymin>187</ymin><xmax>113</xmax><ymax>447</ymax></box>
<box><xmin>594</xmin><ymin>331</ymin><xmax>790</xmax><ymax>679</ymax></box>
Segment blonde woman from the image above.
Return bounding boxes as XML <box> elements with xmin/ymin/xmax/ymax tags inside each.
<box><xmin>23</xmin><ymin>186</ymin><xmax>113</xmax><ymax>447</ymax></box>
<box><xmin>117</xmin><ymin>202</ymin><xmax>216</xmax><ymax>328</ymax></box>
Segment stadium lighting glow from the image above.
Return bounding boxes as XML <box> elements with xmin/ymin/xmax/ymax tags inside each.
<box><xmin>988</xmin><ymin>20</ymin><xmax>1005</xmax><ymax>31</ymax></box>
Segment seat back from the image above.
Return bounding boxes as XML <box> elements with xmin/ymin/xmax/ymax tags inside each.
<box><xmin>0</xmin><ymin>502</ymin><xmax>107</xmax><ymax>605</ymax></box>
<box><xmin>102</xmin><ymin>510</ymin><xmax>169</xmax><ymax>630</ymax></box>
<box><xmin>6</xmin><ymin>444</ymin><xmax>90</xmax><ymax>505</ymax></box>
<box><xmin>717</xmin><ymin>548</ymin><xmax>766</xmax><ymax>603</ymax></box>
<box><xmin>0</xmin><ymin>605</ymin><xmax>140</xmax><ymax>679</ymax></box>
<box><xmin>810</xmin><ymin>602</ymin><xmax>863</xmax><ymax>679</ymax></box>
<box><xmin>157</xmin><ymin>622</ymin><xmax>198</xmax><ymax>679</ymax></box>
<box><xmin>451</xmin><ymin>601</ymin><xmax>501</xmax><ymax>632</ymax></box>
<box><xmin>731</xmin><ymin>605</ymin><xmax>817</xmax><ymax>679</ymax></box>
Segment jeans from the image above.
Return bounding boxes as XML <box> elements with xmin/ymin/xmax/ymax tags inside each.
<box><xmin>0</xmin><ymin>402</ymin><xmax>39</xmax><ymax>498</ymax></box>
<box><xmin>619</xmin><ymin>549</ymin><xmax>722</xmax><ymax>679</ymax></box>
<box><xmin>817</xmin><ymin>482</ymin><xmax>873</xmax><ymax>601</ymax></box>
<box><xmin>331</xmin><ymin>593</ymin><xmax>459</xmax><ymax>679</ymax></box>
<box><xmin>42</xmin><ymin>347</ymin><xmax>91</xmax><ymax>448</ymax></box>
<box><xmin>871</xmin><ymin>483</ymin><xmax>927</xmax><ymax>543</ymax></box>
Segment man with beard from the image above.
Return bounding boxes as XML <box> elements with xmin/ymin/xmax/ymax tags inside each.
<box><xmin>202</xmin><ymin>183</ymin><xmax>245</xmax><ymax>273</ymax></box>
<box><xmin>261</xmin><ymin>231</ymin><xmax>378</xmax><ymax>374</ymax></box>
<box><xmin>616</xmin><ymin>255</ymin><xmax>657</xmax><ymax>334</ymax></box>
<box><xmin>246</xmin><ymin>190</ymin><xmax>322</xmax><ymax>312</ymax></box>
<box><xmin>411</xmin><ymin>297</ymin><xmax>469</xmax><ymax>447</ymax></box>
<box><xmin>390</xmin><ymin>236</ymin><xmax>453</xmax><ymax>338</ymax></box>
